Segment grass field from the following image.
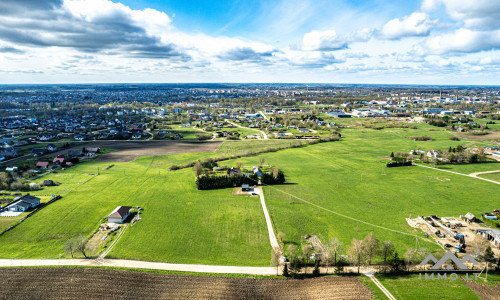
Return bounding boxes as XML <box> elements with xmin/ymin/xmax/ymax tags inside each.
<box><xmin>478</xmin><ymin>172</ymin><xmax>500</xmax><ymax>182</ymax></box>
<box><xmin>0</xmin><ymin>123</ymin><xmax>498</xmax><ymax>266</ymax></box>
<box><xmin>0</xmin><ymin>157</ymin><xmax>271</xmax><ymax>266</ymax></box>
<box><xmin>375</xmin><ymin>274</ymin><xmax>481</xmax><ymax>299</ymax></box>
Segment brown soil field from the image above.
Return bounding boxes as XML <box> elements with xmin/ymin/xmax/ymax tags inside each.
<box><xmin>461</xmin><ymin>277</ymin><xmax>500</xmax><ymax>300</ymax></box>
<box><xmin>51</xmin><ymin>141</ymin><xmax>221</xmax><ymax>162</ymax></box>
<box><xmin>450</xmin><ymin>131</ymin><xmax>500</xmax><ymax>141</ymax></box>
<box><xmin>0</xmin><ymin>268</ymin><xmax>374</xmax><ymax>299</ymax></box>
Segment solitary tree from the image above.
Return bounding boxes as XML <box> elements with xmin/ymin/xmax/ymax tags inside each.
<box><xmin>481</xmin><ymin>246</ymin><xmax>496</xmax><ymax>264</ymax></box>
<box><xmin>235</xmin><ymin>161</ymin><xmax>243</xmax><ymax>169</ymax></box>
<box><xmin>277</xmin><ymin>231</ymin><xmax>286</xmax><ymax>244</ymax></box>
<box><xmin>259</xmin><ymin>157</ymin><xmax>265</xmax><ymax>166</ymax></box>
<box><xmin>327</xmin><ymin>237</ymin><xmax>344</xmax><ymax>267</ymax></box>
<box><xmin>271</xmin><ymin>249</ymin><xmax>281</xmax><ymax>275</ymax></box>
<box><xmin>347</xmin><ymin>238</ymin><xmax>366</xmax><ymax>274</ymax></box>
<box><xmin>74</xmin><ymin>235</ymin><xmax>89</xmax><ymax>258</ymax></box>
<box><xmin>64</xmin><ymin>239</ymin><xmax>76</xmax><ymax>258</ymax></box>
<box><xmin>363</xmin><ymin>232</ymin><xmax>379</xmax><ymax>265</ymax></box>
<box><xmin>381</xmin><ymin>240</ymin><xmax>395</xmax><ymax>263</ymax></box>
<box><xmin>193</xmin><ymin>161</ymin><xmax>203</xmax><ymax>177</ymax></box>
<box><xmin>302</xmin><ymin>245</ymin><xmax>313</xmax><ymax>265</ymax></box>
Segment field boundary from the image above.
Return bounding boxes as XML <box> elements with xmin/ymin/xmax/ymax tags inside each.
<box><xmin>414</xmin><ymin>164</ymin><xmax>500</xmax><ymax>185</ymax></box>
<box><xmin>364</xmin><ymin>272</ymin><xmax>396</xmax><ymax>300</ymax></box>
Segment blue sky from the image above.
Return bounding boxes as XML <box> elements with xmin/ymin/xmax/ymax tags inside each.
<box><xmin>0</xmin><ymin>0</ymin><xmax>499</xmax><ymax>84</ymax></box>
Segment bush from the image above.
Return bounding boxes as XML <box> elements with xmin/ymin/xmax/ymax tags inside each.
<box><xmin>387</xmin><ymin>161</ymin><xmax>413</xmax><ymax>167</ymax></box>
<box><xmin>449</xmin><ymin>136</ymin><xmax>460</xmax><ymax>141</ymax></box>
<box><xmin>195</xmin><ymin>133</ymin><xmax>212</xmax><ymax>140</ymax></box>
<box><xmin>409</xmin><ymin>135</ymin><xmax>432</xmax><ymax>141</ymax></box>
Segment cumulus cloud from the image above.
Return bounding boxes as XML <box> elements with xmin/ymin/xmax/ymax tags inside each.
<box><xmin>422</xmin><ymin>0</ymin><xmax>500</xmax><ymax>30</ymax></box>
<box><xmin>217</xmin><ymin>47</ymin><xmax>275</xmax><ymax>62</ymax></box>
<box><xmin>420</xmin><ymin>28</ymin><xmax>500</xmax><ymax>54</ymax></box>
<box><xmin>302</xmin><ymin>30</ymin><xmax>348</xmax><ymax>51</ymax></box>
<box><xmin>0</xmin><ymin>0</ymin><xmax>184</xmax><ymax>59</ymax></box>
<box><xmin>380</xmin><ymin>12</ymin><xmax>437</xmax><ymax>39</ymax></box>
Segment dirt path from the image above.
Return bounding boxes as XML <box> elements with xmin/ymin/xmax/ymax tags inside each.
<box><xmin>469</xmin><ymin>170</ymin><xmax>500</xmax><ymax>178</ymax></box>
<box><xmin>0</xmin><ymin>259</ymin><xmax>277</xmax><ymax>275</ymax></box>
<box><xmin>256</xmin><ymin>187</ymin><xmax>279</xmax><ymax>251</ymax></box>
<box><xmin>258</xmin><ymin>110</ymin><xmax>270</xmax><ymax>121</ymax></box>
<box><xmin>414</xmin><ymin>164</ymin><xmax>500</xmax><ymax>185</ymax></box>
<box><xmin>99</xmin><ymin>224</ymin><xmax>128</xmax><ymax>259</ymax></box>
<box><xmin>363</xmin><ymin>272</ymin><xmax>396</xmax><ymax>300</ymax></box>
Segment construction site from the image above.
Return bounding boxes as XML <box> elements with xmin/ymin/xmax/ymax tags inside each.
<box><xmin>407</xmin><ymin>212</ymin><xmax>500</xmax><ymax>258</ymax></box>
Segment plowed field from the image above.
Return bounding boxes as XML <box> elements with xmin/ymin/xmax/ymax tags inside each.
<box><xmin>0</xmin><ymin>268</ymin><xmax>374</xmax><ymax>299</ymax></box>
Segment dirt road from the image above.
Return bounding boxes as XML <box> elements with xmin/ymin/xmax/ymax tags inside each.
<box><xmin>256</xmin><ymin>187</ymin><xmax>280</xmax><ymax>251</ymax></box>
<box><xmin>414</xmin><ymin>164</ymin><xmax>500</xmax><ymax>185</ymax></box>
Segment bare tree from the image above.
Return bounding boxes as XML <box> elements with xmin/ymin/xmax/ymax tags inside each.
<box><xmin>381</xmin><ymin>240</ymin><xmax>395</xmax><ymax>263</ymax></box>
<box><xmin>74</xmin><ymin>235</ymin><xmax>89</xmax><ymax>258</ymax></box>
<box><xmin>303</xmin><ymin>245</ymin><xmax>313</xmax><ymax>264</ymax></box>
<box><xmin>277</xmin><ymin>231</ymin><xmax>286</xmax><ymax>244</ymax></box>
<box><xmin>193</xmin><ymin>161</ymin><xmax>203</xmax><ymax>177</ymax></box>
<box><xmin>363</xmin><ymin>232</ymin><xmax>379</xmax><ymax>265</ymax></box>
<box><xmin>322</xmin><ymin>250</ymin><xmax>333</xmax><ymax>274</ymax></box>
<box><xmin>271</xmin><ymin>167</ymin><xmax>279</xmax><ymax>180</ymax></box>
<box><xmin>327</xmin><ymin>238</ymin><xmax>344</xmax><ymax>267</ymax></box>
<box><xmin>64</xmin><ymin>239</ymin><xmax>76</xmax><ymax>258</ymax></box>
<box><xmin>259</xmin><ymin>157</ymin><xmax>265</xmax><ymax>166</ymax></box>
<box><xmin>347</xmin><ymin>238</ymin><xmax>366</xmax><ymax>274</ymax></box>
<box><xmin>271</xmin><ymin>250</ymin><xmax>281</xmax><ymax>275</ymax></box>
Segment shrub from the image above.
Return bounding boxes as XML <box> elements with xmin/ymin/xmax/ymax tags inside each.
<box><xmin>449</xmin><ymin>136</ymin><xmax>460</xmax><ymax>141</ymax></box>
<box><xmin>409</xmin><ymin>135</ymin><xmax>432</xmax><ymax>141</ymax></box>
<box><xmin>386</xmin><ymin>161</ymin><xmax>413</xmax><ymax>167</ymax></box>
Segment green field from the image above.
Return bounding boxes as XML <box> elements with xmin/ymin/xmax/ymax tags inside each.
<box><xmin>478</xmin><ymin>172</ymin><xmax>500</xmax><ymax>182</ymax></box>
<box><xmin>0</xmin><ymin>123</ymin><xmax>498</xmax><ymax>266</ymax></box>
<box><xmin>375</xmin><ymin>274</ymin><xmax>480</xmax><ymax>299</ymax></box>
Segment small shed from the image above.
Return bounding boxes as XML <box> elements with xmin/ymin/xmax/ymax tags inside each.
<box><xmin>43</xmin><ymin>179</ymin><xmax>55</xmax><ymax>186</ymax></box>
<box><xmin>462</xmin><ymin>212</ymin><xmax>477</xmax><ymax>223</ymax></box>
<box><xmin>107</xmin><ymin>206</ymin><xmax>132</xmax><ymax>223</ymax></box>
<box><xmin>241</xmin><ymin>184</ymin><xmax>250</xmax><ymax>192</ymax></box>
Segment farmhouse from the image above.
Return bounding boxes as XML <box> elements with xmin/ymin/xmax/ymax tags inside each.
<box><xmin>7</xmin><ymin>195</ymin><xmax>41</xmax><ymax>212</ymax></box>
<box><xmin>107</xmin><ymin>206</ymin><xmax>131</xmax><ymax>223</ymax></box>
<box><xmin>241</xmin><ymin>184</ymin><xmax>251</xmax><ymax>192</ymax></box>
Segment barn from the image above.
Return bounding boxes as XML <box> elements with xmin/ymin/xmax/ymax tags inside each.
<box><xmin>107</xmin><ymin>206</ymin><xmax>132</xmax><ymax>223</ymax></box>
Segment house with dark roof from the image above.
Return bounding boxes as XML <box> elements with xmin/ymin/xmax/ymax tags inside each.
<box><xmin>32</xmin><ymin>148</ymin><xmax>47</xmax><ymax>156</ymax></box>
<box><xmin>107</xmin><ymin>206</ymin><xmax>131</xmax><ymax>223</ymax></box>
<box><xmin>45</xmin><ymin>144</ymin><xmax>58</xmax><ymax>152</ymax></box>
<box><xmin>7</xmin><ymin>195</ymin><xmax>41</xmax><ymax>212</ymax></box>
<box><xmin>68</xmin><ymin>150</ymin><xmax>83</xmax><ymax>157</ymax></box>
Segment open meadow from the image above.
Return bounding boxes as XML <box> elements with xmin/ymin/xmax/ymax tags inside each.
<box><xmin>0</xmin><ymin>122</ymin><xmax>498</xmax><ymax>267</ymax></box>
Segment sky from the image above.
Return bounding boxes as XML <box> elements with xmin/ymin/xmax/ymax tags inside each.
<box><xmin>0</xmin><ymin>0</ymin><xmax>499</xmax><ymax>84</ymax></box>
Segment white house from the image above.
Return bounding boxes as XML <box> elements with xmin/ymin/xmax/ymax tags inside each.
<box><xmin>107</xmin><ymin>206</ymin><xmax>131</xmax><ymax>223</ymax></box>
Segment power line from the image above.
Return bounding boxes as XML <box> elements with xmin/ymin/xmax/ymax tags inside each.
<box><xmin>254</xmin><ymin>178</ymin><xmax>437</xmax><ymax>244</ymax></box>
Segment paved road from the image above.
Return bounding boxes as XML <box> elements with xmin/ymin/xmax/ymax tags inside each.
<box><xmin>414</xmin><ymin>164</ymin><xmax>500</xmax><ymax>185</ymax></box>
<box><xmin>0</xmin><ymin>259</ymin><xmax>277</xmax><ymax>275</ymax></box>
<box><xmin>256</xmin><ymin>187</ymin><xmax>279</xmax><ymax>250</ymax></box>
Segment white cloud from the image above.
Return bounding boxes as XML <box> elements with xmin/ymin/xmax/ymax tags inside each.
<box><xmin>380</xmin><ymin>12</ymin><xmax>437</xmax><ymax>39</ymax></box>
<box><xmin>302</xmin><ymin>30</ymin><xmax>347</xmax><ymax>51</ymax></box>
<box><xmin>422</xmin><ymin>0</ymin><xmax>500</xmax><ymax>30</ymax></box>
<box><xmin>422</xmin><ymin>28</ymin><xmax>500</xmax><ymax>54</ymax></box>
